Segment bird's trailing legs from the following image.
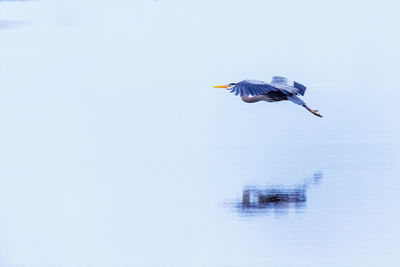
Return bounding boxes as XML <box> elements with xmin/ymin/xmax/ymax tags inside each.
<box><xmin>303</xmin><ymin>105</ymin><xmax>323</xmax><ymax>117</ymax></box>
<box><xmin>241</xmin><ymin>94</ymin><xmax>323</xmax><ymax>117</ymax></box>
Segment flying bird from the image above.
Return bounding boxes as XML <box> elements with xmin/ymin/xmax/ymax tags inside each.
<box><xmin>214</xmin><ymin>76</ymin><xmax>322</xmax><ymax>117</ymax></box>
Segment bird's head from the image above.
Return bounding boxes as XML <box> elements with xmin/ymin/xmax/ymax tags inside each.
<box><xmin>213</xmin><ymin>83</ymin><xmax>236</xmax><ymax>90</ymax></box>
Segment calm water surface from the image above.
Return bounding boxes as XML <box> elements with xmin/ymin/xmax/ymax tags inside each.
<box><xmin>1</xmin><ymin>1</ymin><xmax>400</xmax><ymax>266</ymax></box>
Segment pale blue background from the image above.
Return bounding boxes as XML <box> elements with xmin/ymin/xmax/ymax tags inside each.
<box><xmin>0</xmin><ymin>0</ymin><xmax>399</xmax><ymax>266</ymax></box>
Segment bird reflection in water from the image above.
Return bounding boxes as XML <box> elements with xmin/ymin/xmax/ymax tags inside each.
<box><xmin>236</xmin><ymin>171</ymin><xmax>323</xmax><ymax>215</ymax></box>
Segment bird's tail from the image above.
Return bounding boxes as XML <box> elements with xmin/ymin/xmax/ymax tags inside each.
<box><xmin>287</xmin><ymin>95</ymin><xmax>306</xmax><ymax>106</ymax></box>
<box><xmin>293</xmin><ymin>81</ymin><xmax>306</xmax><ymax>96</ymax></box>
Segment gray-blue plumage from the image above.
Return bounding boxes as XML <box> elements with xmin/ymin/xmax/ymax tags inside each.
<box><xmin>230</xmin><ymin>80</ymin><xmax>278</xmax><ymax>97</ymax></box>
<box><xmin>230</xmin><ymin>76</ymin><xmax>307</xmax><ymax>97</ymax></box>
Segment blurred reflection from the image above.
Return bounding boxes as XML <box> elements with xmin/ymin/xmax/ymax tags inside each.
<box><xmin>236</xmin><ymin>171</ymin><xmax>323</xmax><ymax>215</ymax></box>
<box><xmin>0</xmin><ymin>0</ymin><xmax>31</xmax><ymax>30</ymax></box>
<box><xmin>0</xmin><ymin>20</ymin><xmax>27</xmax><ymax>30</ymax></box>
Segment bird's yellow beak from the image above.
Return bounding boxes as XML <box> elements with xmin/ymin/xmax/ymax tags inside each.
<box><xmin>213</xmin><ymin>85</ymin><xmax>229</xmax><ymax>88</ymax></box>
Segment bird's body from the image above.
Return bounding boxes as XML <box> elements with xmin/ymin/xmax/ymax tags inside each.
<box><xmin>261</xmin><ymin>90</ymin><xmax>288</xmax><ymax>102</ymax></box>
<box><xmin>214</xmin><ymin>76</ymin><xmax>322</xmax><ymax>117</ymax></box>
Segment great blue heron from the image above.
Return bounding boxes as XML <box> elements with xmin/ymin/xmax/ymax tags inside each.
<box><xmin>214</xmin><ymin>76</ymin><xmax>322</xmax><ymax>117</ymax></box>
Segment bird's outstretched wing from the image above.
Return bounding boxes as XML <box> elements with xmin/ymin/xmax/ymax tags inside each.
<box><xmin>270</xmin><ymin>76</ymin><xmax>307</xmax><ymax>96</ymax></box>
<box><xmin>230</xmin><ymin>80</ymin><xmax>278</xmax><ymax>97</ymax></box>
